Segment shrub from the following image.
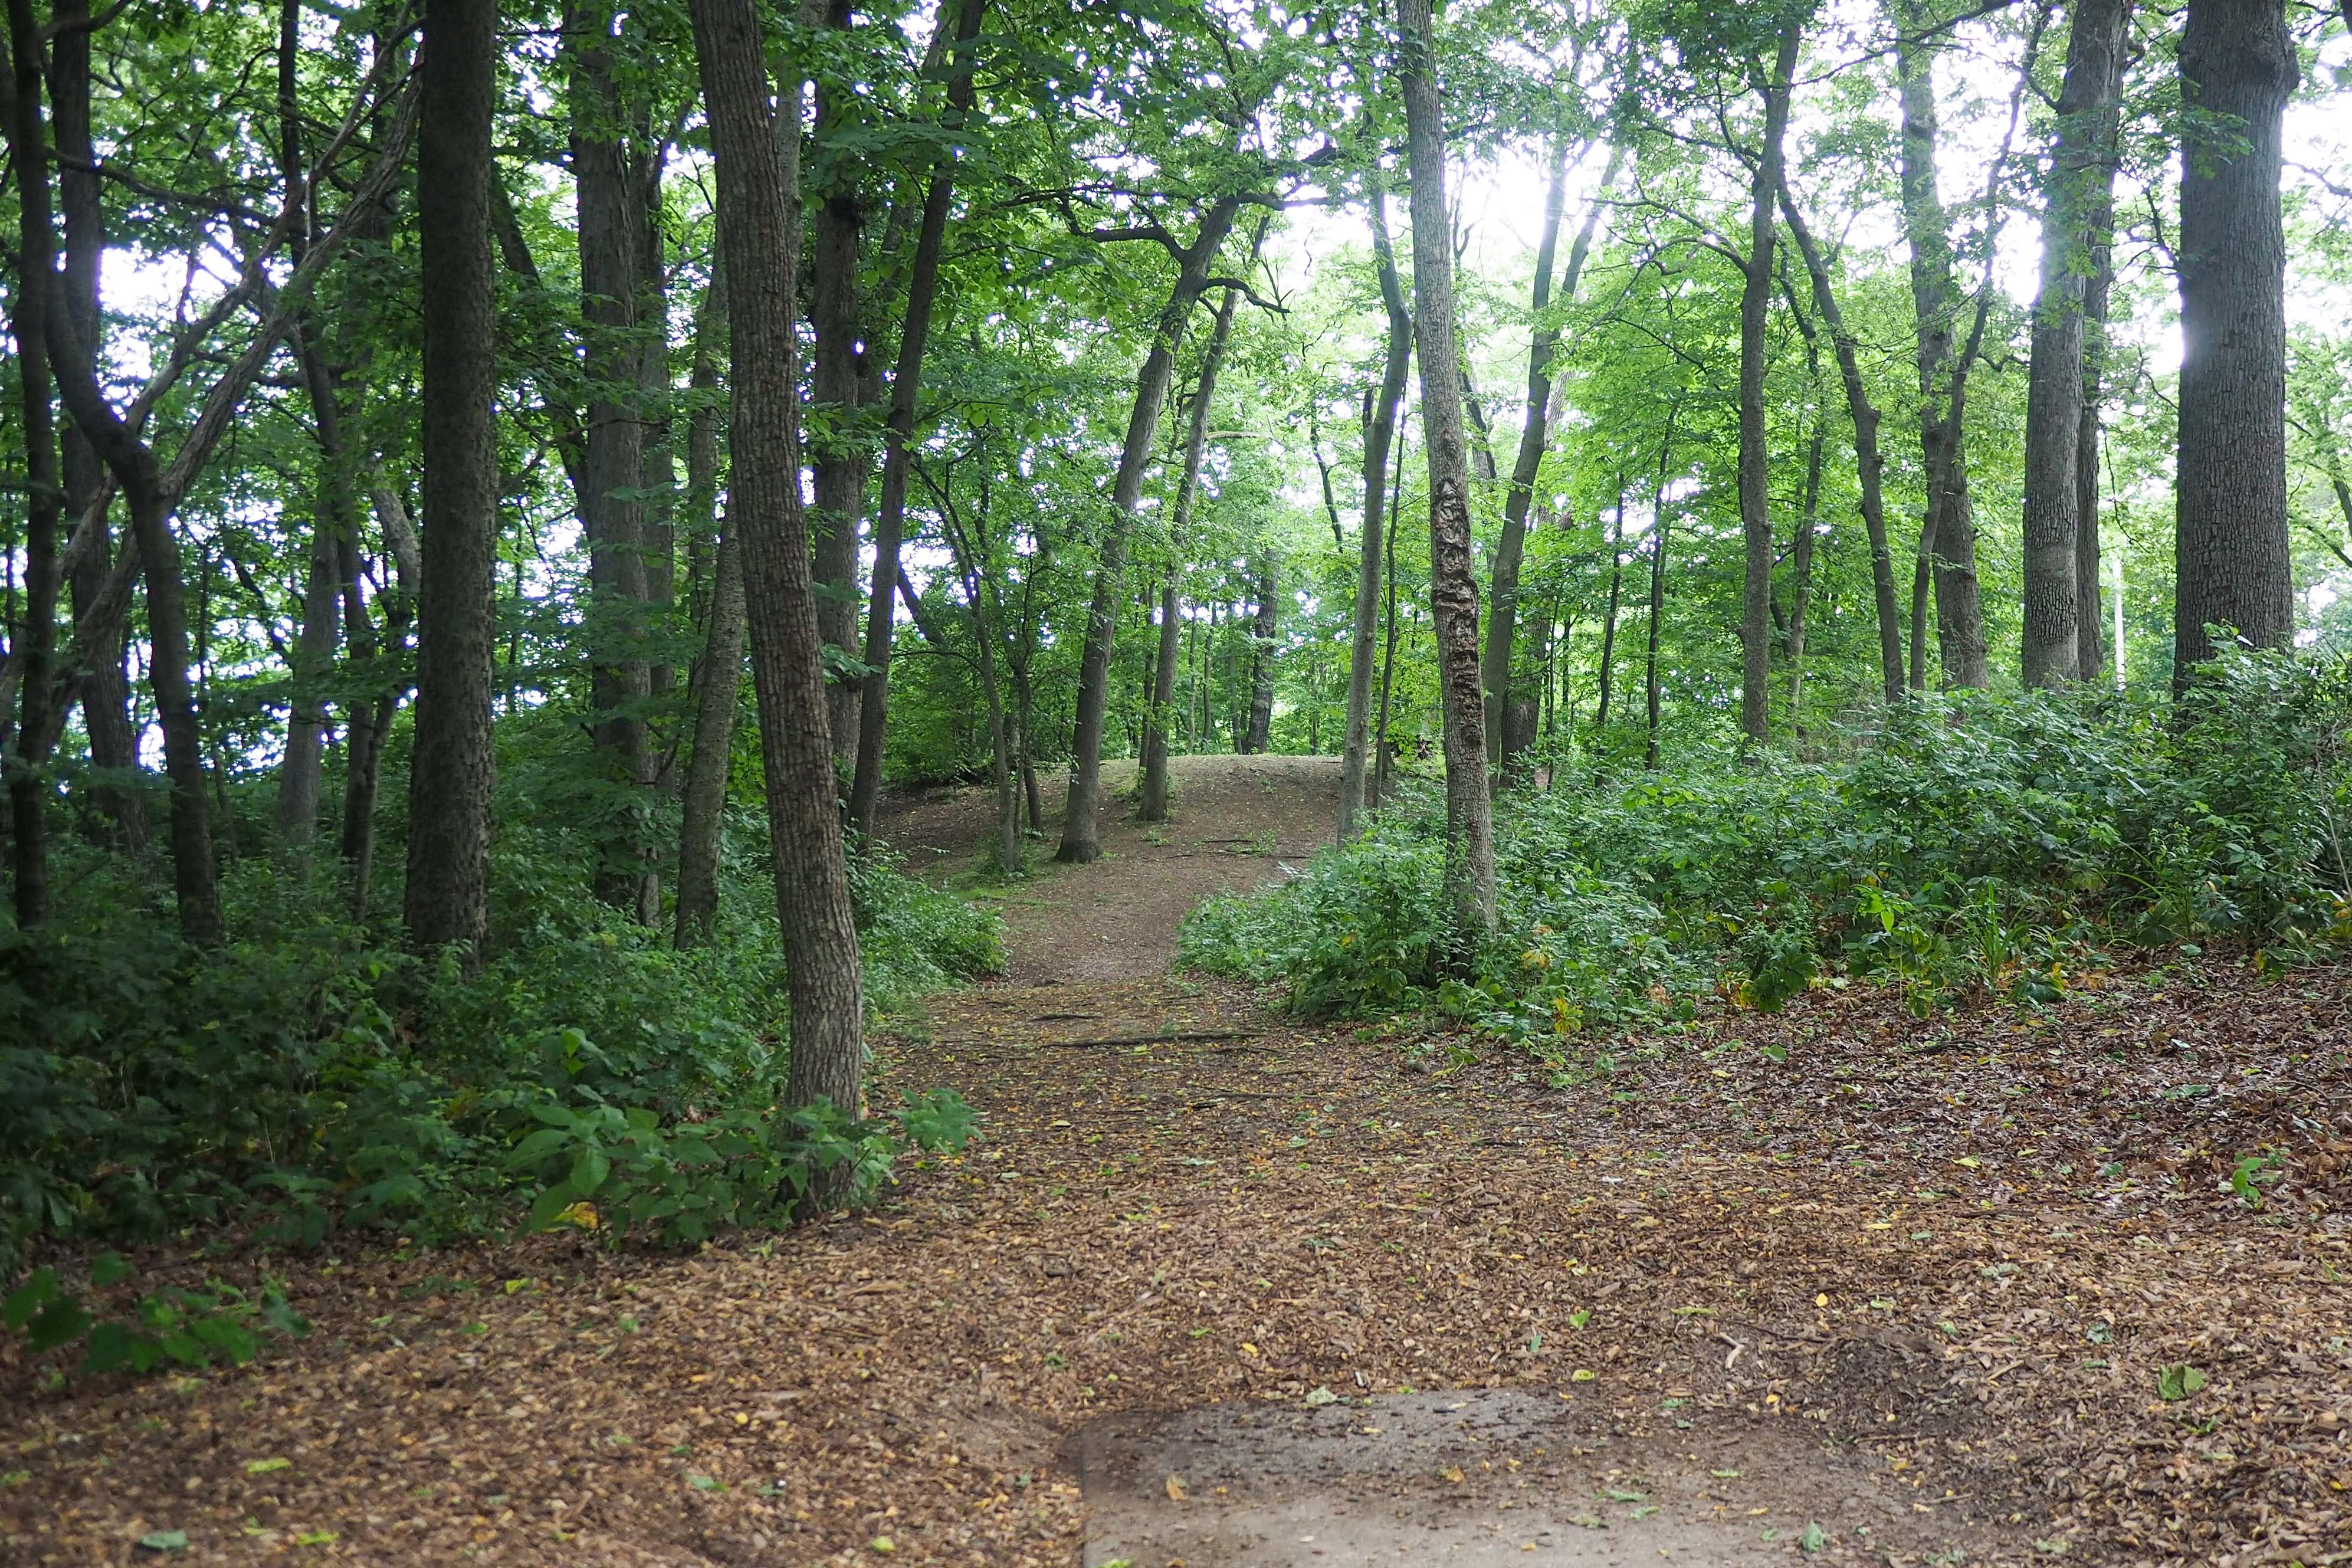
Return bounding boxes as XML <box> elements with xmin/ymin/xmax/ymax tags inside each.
<box><xmin>1182</xmin><ymin>649</ymin><xmax>2352</xmax><ymax>1040</ymax></box>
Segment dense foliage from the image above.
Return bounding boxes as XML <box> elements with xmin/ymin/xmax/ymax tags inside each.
<box><xmin>1183</xmin><ymin>649</ymin><xmax>2352</xmax><ymax>1044</ymax></box>
<box><xmin>0</xmin><ymin>739</ymin><xmax>1000</xmax><ymax>1284</ymax></box>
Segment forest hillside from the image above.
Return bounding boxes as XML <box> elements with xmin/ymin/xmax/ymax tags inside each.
<box><xmin>4</xmin><ymin>0</ymin><xmax>2352</xmax><ymax>1561</ymax></box>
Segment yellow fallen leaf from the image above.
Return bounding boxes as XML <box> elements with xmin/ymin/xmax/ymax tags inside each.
<box><xmin>1441</xmin><ymin>1466</ymin><xmax>1466</xmax><ymax>1483</ymax></box>
<box><xmin>555</xmin><ymin>1200</ymin><xmax>599</xmax><ymax>1231</ymax></box>
<box><xmin>869</xmin><ymin>1536</ymin><xmax>895</xmax><ymax>1553</ymax></box>
<box><xmin>1165</xmin><ymin>1475</ymin><xmax>1188</xmax><ymax>1501</ymax></box>
<box><xmin>1571</xmin><ymin>1369</ymin><xmax>1597</xmax><ymax>1382</ymax></box>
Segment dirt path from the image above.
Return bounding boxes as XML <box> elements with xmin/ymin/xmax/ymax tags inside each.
<box><xmin>4</xmin><ymin>757</ymin><xmax>2348</xmax><ymax>1567</ymax></box>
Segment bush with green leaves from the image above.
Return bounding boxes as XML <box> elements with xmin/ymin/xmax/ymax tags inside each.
<box><xmin>0</xmin><ymin>806</ymin><xmax>999</xmax><ymax>1285</ymax></box>
<box><xmin>1183</xmin><ymin>649</ymin><xmax>2352</xmax><ymax>1040</ymax></box>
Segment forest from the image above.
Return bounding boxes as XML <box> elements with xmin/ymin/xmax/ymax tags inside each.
<box><xmin>3</xmin><ymin>0</ymin><xmax>2352</xmax><ymax>1562</ymax></box>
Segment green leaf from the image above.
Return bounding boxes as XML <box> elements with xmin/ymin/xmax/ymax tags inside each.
<box><xmin>2156</xmin><ymin>1363</ymin><xmax>2207</xmax><ymax>1401</ymax></box>
<box><xmin>88</xmin><ymin>1253</ymin><xmax>136</xmax><ymax>1289</ymax></box>
<box><xmin>3</xmin><ymin>1268</ymin><xmax>60</xmax><ymax>1330</ymax></box>
<box><xmin>245</xmin><ymin>1458</ymin><xmax>292</xmax><ymax>1475</ymax></box>
<box><xmin>27</xmin><ymin>1298</ymin><xmax>91</xmax><ymax>1353</ymax></box>
<box><xmin>136</xmin><ymin>1531</ymin><xmax>189</xmax><ymax>1553</ymax></box>
<box><xmin>1800</xmin><ymin>1521</ymin><xmax>1829</xmax><ymax>1553</ymax></box>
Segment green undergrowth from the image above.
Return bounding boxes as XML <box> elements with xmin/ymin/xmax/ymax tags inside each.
<box><xmin>0</xmin><ymin>796</ymin><xmax>1001</xmax><ymax>1307</ymax></box>
<box><xmin>1182</xmin><ymin>649</ymin><xmax>2352</xmax><ymax>1054</ymax></box>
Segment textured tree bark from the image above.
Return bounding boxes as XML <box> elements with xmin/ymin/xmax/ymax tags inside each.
<box><xmin>2174</xmin><ymin>0</ymin><xmax>2297</xmax><ymax>687</ymax></box>
<box><xmin>691</xmin><ymin>0</ymin><xmax>869</xmax><ymax>1162</ymax></box>
<box><xmin>1338</xmin><ymin>179</ymin><xmax>1412</xmax><ymax>841</ymax></box>
<box><xmin>566</xmin><ymin>0</ymin><xmax>661</xmax><ymax>916</ymax></box>
<box><xmin>1780</xmin><ymin>184</ymin><xmax>1904</xmax><ymax>704</ymax></box>
<box><xmin>405</xmin><ymin>0</ymin><xmax>503</xmax><ymax>957</ymax></box>
<box><xmin>1894</xmin><ymin>8</ymin><xmax>1988</xmax><ymax>690</ymax></box>
<box><xmin>5</xmin><ymin>0</ymin><xmax>63</xmax><ymax>927</ymax></box>
<box><xmin>808</xmin><ymin>0</ymin><xmax>870</xmax><ymax>760</ymax></box>
<box><xmin>2021</xmin><ymin>0</ymin><xmax>2128</xmax><ymax>687</ymax></box>
<box><xmin>1139</xmin><ymin>582</ymin><xmax>1183</xmax><ymax>823</ymax></box>
<box><xmin>1057</xmin><ymin>196</ymin><xmax>1244</xmax><ymax>864</ymax></box>
<box><xmin>847</xmin><ymin>0</ymin><xmax>986</xmax><ymax>837</ymax></box>
<box><xmin>1140</xmin><ymin>283</ymin><xmax>1241</xmax><ymax>812</ymax></box>
<box><xmin>674</xmin><ymin>273</ymin><xmax>742</xmax><ymax>948</ymax></box>
<box><xmin>1738</xmin><ymin>24</ymin><xmax>1800</xmax><ymax>742</ymax></box>
<box><xmin>1484</xmin><ymin>139</ymin><xmax>1616</xmax><ymax>776</ymax></box>
<box><xmin>1400</xmin><ymin>0</ymin><xmax>1495</xmax><ymax>935</ymax></box>
<box><xmin>1245</xmin><ymin>552</ymin><xmax>1279</xmax><ymax>755</ymax></box>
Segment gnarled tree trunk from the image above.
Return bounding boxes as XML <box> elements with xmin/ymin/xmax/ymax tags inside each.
<box><xmin>1399</xmin><ymin>0</ymin><xmax>1495</xmax><ymax>935</ymax></box>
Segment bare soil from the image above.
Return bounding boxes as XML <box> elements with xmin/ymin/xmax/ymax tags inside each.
<box><xmin>4</xmin><ymin>756</ymin><xmax>2348</xmax><ymax>1568</ymax></box>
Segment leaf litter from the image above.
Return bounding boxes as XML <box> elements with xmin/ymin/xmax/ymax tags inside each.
<box><xmin>0</xmin><ymin>756</ymin><xmax>2346</xmax><ymax>1567</ymax></box>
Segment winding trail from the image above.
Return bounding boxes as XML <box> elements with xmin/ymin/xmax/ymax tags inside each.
<box><xmin>3</xmin><ymin>755</ymin><xmax>2344</xmax><ymax>1567</ymax></box>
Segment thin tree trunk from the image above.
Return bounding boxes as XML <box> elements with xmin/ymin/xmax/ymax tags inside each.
<box><xmin>1788</xmin><ymin>375</ymin><xmax>1824</xmax><ymax>734</ymax></box>
<box><xmin>273</xmin><ymin>0</ymin><xmax>340</xmax><ymax>852</ymax></box>
<box><xmin>1593</xmin><ymin>478</ymin><xmax>1626</xmax><ymax>730</ymax></box>
<box><xmin>1780</xmin><ymin>183</ymin><xmax>1905</xmax><ymax>704</ymax></box>
<box><xmin>1245</xmin><ymin>552</ymin><xmax>1279</xmax><ymax>753</ymax></box>
<box><xmin>1400</xmin><ymin>0</ymin><xmax>1495</xmax><ymax>936</ymax></box>
<box><xmin>808</xmin><ymin>0</ymin><xmax>870</xmax><ymax>760</ymax></box>
<box><xmin>340</xmin><ymin>479</ymin><xmax>418</xmax><ymax>920</ymax></box>
<box><xmin>1141</xmin><ymin>280</ymin><xmax>1242</xmax><ymax>813</ymax></box>
<box><xmin>1057</xmin><ymin>196</ymin><xmax>1245</xmax><ymax>863</ymax></box>
<box><xmin>2021</xmin><ymin>0</ymin><xmax>2129</xmax><ymax>686</ymax></box>
<box><xmin>2174</xmin><ymin>0</ymin><xmax>2297</xmax><ymax>685</ymax></box>
<box><xmin>674</xmin><ymin>271</ymin><xmax>741</xmax><ymax>947</ymax></box>
<box><xmin>1140</xmin><ymin>580</ymin><xmax>1182</xmax><ymax>822</ymax></box>
<box><xmin>2075</xmin><ymin>237</ymin><xmax>2114</xmax><ymax>679</ymax></box>
<box><xmin>4</xmin><ymin>0</ymin><xmax>62</xmax><ymax>927</ymax></box>
<box><xmin>847</xmin><ymin>0</ymin><xmax>986</xmax><ymax>836</ymax></box>
<box><xmin>50</xmin><ymin>0</ymin><xmax>143</xmax><ymax>852</ymax></box>
<box><xmin>1645</xmin><ymin>409</ymin><xmax>1678</xmax><ymax>772</ymax></box>
<box><xmin>1738</xmin><ymin>21</ymin><xmax>1800</xmax><ymax>743</ymax></box>
<box><xmin>567</xmin><ymin>0</ymin><xmax>659</xmax><ymax>917</ymax></box>
<box><xmin>405</xmin><ymin>0</ymin><xmax>501</xmax><ymax>957</ymax></box>
<box><xmin>690</xmin><ymin>0</ymin><xmax>868</xmax><ymax>1150</ymax></box>
<box><xmin>1339</xmin><ymin>179</ymin><xmax>1413</xmax><ymax>840</ymax></box>
<box><xmin>1485</xmin><ymin>138</ymin><xmax>1617</xmax><ymax>774</ymax></box>
<box><xmin>1374</xmin><ymin>427</ymin><xmax>1405</xmax><ymax>808</ymax></box>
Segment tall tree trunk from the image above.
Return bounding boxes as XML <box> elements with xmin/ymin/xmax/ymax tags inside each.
<box><xmin>2020</xmin><ymin>0</ymin><xmax>2129</xmax><ymax>686</ymax></box>
<box><xmin>1140</xmin><ymin>281</ymin><xmax>1242</xmax><ymax>814</ymax></box>
<box><xmin>1739</xmin><ymin>22</ymin><xmax>1800</xmax><ymax>743</ymax></box>
<box><xmin>1894</xmin><ymin>1</ymin><xmax>2000</xmax><ymax>690</ymax></box>
<box><xmin>1057</xmin><ymin>197</ymin><xmax>1244</xmax><ymax>863</ymax></box>
<box><xmin>51</xmin><ymin>0</ymin><xmax>144</xmax><ymax>852</ymax></box>
<box><xmin>847</xmin><ymin>0</ymin><xmax>987</xmax><ymax>836</ymax></box>
<box><xmin>1373</xmin><ymin>427</ymin><xmax>1405</xmax><ymax>807</ymax></box>
<box><xmin>808</xmin><ymin>0</ymin><xmax>870</xmax><ymax>760</ymax></box>
<box><xmin>567</xmin><ymin>0</ymin><xmax>660</xmax><ymax>917</ymax></box>
<box><xmin>1645</xmin><ymin>408</ymin><xmax>1678</xmax><ymax>772</ymax></box>
<box><xmin>674</xmin><ymin>272</ymin><xmax>742</xmax><ymax>948</ymax></box>
<box><xmin>4</xmin><ymin>0</ymin><xmax>63</xmax><ymax>927</ymax></box>
<box><xmin>340</xmin><ymin>478</ymin><xmax>418</xmax><ymax>920</ymax></box>
<box><xmin>2174</xmin><ymin>0</ymin><xmax>2297</xmax><ymax>686</ymax></box>
<box><xmin>690</xmin><ymin>0</ymin><xmax>868</xmax><ymax>1149</ymax></box>
<box><xmin>1139</xmin><ymin>582</ymin><xmax>1182</xmax><ymax>822</ymax></box>
<box><xmin>2075</xmin><ymin>239</ymin><xmax>2114</xmax><ymax>680</ymax></box>
<box><xmin>273</xmin><ymin>0</ymin><xmax>340</xmax><ymax>852</ymax></box>
<box><xmin>1787</xmin><ymin>368</ymin><xmax>1824</xmax><ymax>734</ymax></box>
<box><xmin>1245</xmin><ymin>552</ymin><xmax>1279</xmax><ymax>754</ymax></box>
<box><xmin>1339</xmin><ymin>179</ymin><xmax>1413</xmax><ymax>840</ymax></box>
<box><xmin>1485</xmin><ymin>140</ymin><xmax>1616</xmax><ymax>775</ymax></box>
<box><xmin>1399</xmin><ymin>0</ymin><xmax>1495</xmax><ymax>936</ymax></box>
<box><xmin>1780</xmin><ymin>183</ymin><xmax>1905</xmax><ymax>704</ymax></box>
<box><xmin>1593</xmin><ymin>478</ymin><xmax>1626</xmax><ymax>729</ymax></box>
<box><xmin>404</xmin><ymin>0</ymin><xmax>503</xmax><ymax>957</ymax></box>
